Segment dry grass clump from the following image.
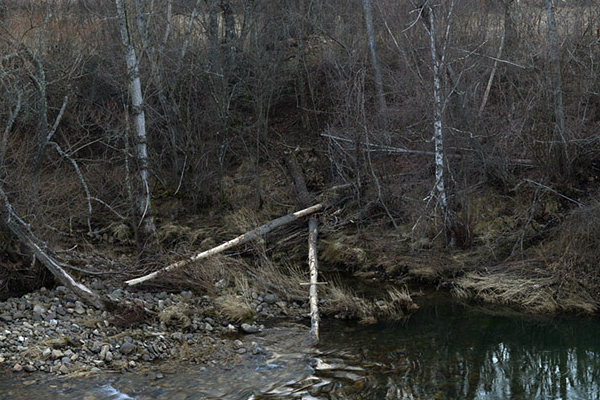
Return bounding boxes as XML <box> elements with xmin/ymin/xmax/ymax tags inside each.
<box><xmin>452</xmin><ymin>260</ymin><xmax>598</xmax><ymax>314</ymax></box>
<box><xmin>320</xmin><ymin>236</ymin><xmax>368</xmax><ymax>271</ymax></box>
<box><xmin>215</xmin><ymin>294</ymin><xmax>256</xmax><ymax>323</ymax></box>
<box><xmin>543</xmin><ymin>203</ymin><xmax>600</xmax><ymax>293</ymax></box>
<box><xmin>321</xmin><ymin>283</ymin><xmax>417</xmax><ymax>323</ymax></box>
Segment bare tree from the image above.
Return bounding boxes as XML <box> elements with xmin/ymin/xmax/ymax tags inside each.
<box><xmin>362</xmin><ymin>0</ymin><xmax>388</xmax><ymax>122</ymax></box>
<box><xmin>544</xmin><ymin>0</ymin><xmax>568</xmax><ymax>172</ymax></box>
<box><xmin>419</xmin><ymin>1</ymin><xmax>454</xmax><ymax>245</ymax></box>
<box><xmin>115</xmin><ymin>0</ymin><xmax>158</xmax><ymax>252</ymax></box>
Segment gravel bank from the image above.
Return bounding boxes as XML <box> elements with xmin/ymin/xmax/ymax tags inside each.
<box><xmin>0</xmin><ymin>281</ymin><xmax>306</xmax><ymax>376</ymax></box>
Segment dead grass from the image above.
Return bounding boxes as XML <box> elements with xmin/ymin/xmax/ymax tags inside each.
<box><xmin>452</xmin><ymin>259</ymin><xmax>598</xmax><ymax>314</ymax></box>
<box><xmin>215</xmin><ymin>294</ymin><xmax>256</xmax><ymax>323</ymax></box>
<box><xmin>321</xmin><ymin>282</ymin><xmax>417</xmax><ymax>323</ymax></box>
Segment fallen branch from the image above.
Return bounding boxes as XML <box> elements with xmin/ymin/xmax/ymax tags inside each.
<box><xmin>0</xmin><ymin>187</ymin><xmax>105</xmax><ymax>309</ymax></box>
<box><xmin>125</xmin><ymin>203</ymin><xmax>324</xmax><ymax>286</ymax></box>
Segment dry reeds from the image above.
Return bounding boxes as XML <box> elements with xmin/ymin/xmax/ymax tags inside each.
<box><xmin>452</xmin><ymin>260</ymin><xmax>598</xmax><ymax>314</ymax></box>
<box><xmin>321</xmin><ymin>283</ymin><xmax>417</xmax><ymax>323</ymax></box>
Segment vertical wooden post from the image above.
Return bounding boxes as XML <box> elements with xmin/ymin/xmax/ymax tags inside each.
<box><xmin>286</xmin><ymin>155</ymin><xmax>320</xmax><ymax>341</ymax></box>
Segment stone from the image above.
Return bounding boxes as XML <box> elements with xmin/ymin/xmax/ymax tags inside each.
<box><xmin>42</xmin><ymin>348</ymin><xmax>52</xmax><ymax>359</ymax></box>
<box><xmin>59</xmin><ymin>364</ymin><xmax>69</xmax><ymax>374</ymax></box>
<box><xmin>12</xmin><ymin>363</ymin><xmax>23</xmax><ymax>372</ymax></box>
<box><xmin>33</xmin><ymin>305</ymin><xmax>46</xmax><ymax>315</ymax></box>
<box><xmin>13</xmin><ymin>311</ymin><xmax>25</xmax><ymax>319</ymax></box>
<box><xmin>172</xmin><ymin>332</ymin><xmax>184</xmax><ymax>343</ymax></box>
<box><xmin>91</xmin><ymin>341</ymin><xmax>103</xmax><ymax>353</ymax></box>
<box><xmin>100</xmin><ymin>344</ymin><xmax>110</xmax><ymax>360</ymax></box>
<box><xmin>215</xmin><ymin>279</ymin><xmax>227</xmax><ymax>289</ymax></box>
<box><xmin>232</xmin><ymin>340</ymin><xmax>244</xmax><ymax>349</ymax></box>
<box><xmin>44</xmin><ymin>311</ymin><xmax>57</xmax><ymax>321</ymax></box>
<box><xmin>108</xmin><ymin>289</ymin><xmax>124</xmax><ymax>302</ymax></box>
<box><xmin>241</xmin><ymin>323</ymin><xmax>259</xmax><ymax>334</ymax></box>
<box><xmin>51</xmin><ymin>349</ymin><xmax>64</xmax><ymax>359</ymax></box>
<box><xmin>0</xmin><ymin>314</ymin><xmax>12</xmax><ymax>322</ymax></box>
<box><xmin>251</xmin><ymin>342</ymin><xmax>265</xmax><ymax>355</ymax></box>
<box><xmin>119</xmin><ymin>342</ymin><xmax>136</xmax><ymax>355</ymax></box>
<box><xmin>263</xmin><ymin>294</ymin><xmax>277</xmax><ymax>304</ymax></box>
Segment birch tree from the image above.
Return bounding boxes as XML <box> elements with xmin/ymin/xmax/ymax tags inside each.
<box><xmin>422</xmin><ymin>1</ymin><xmax>454</xmax><ymax>246</ymax></box>
<box><xmin>115</xmin><ymin>0</ymin><xmax>158</xmax><ymax>252</ymax></box>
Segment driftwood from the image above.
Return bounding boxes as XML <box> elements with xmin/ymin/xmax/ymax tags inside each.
<box><xmin>286</xmin><ymin>155</ymin><xmax>321</xmax><ymax>341</ymax></box>
<box><xmin>0</xmin><ymin>188</ymin><xmax>105</xmax><ymax>309</ymax></box>
<box><xmin>125</xmin><ymin>203</ymin><xmax>324</xmax><ymax>286</ymax></box>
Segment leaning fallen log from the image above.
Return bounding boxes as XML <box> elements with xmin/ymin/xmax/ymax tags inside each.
<box><xmin>0</xmin><ymin>188</ymin><xmax>105</xmax><ymax>309</ymax></box>
<box><xmin>125</xmin><ymin>203</ymin><xmax>325</xmax><ymax>286</ymax></box>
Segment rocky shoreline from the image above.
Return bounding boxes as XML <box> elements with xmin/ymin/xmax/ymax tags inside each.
<box><xmin>0</xmin><ymin>281</ymin><xmax>305</xmax><ymax>377</ymax></box>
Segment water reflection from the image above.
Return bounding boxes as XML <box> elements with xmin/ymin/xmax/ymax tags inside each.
<box><xmin>317</xmin><ymin>296</ymin><xmax>600</xmax><ymax>399</ymax></box>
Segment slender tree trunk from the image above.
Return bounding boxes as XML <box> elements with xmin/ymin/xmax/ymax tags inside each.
<box><xmin>544</xmin><ymin>0</ymin><xmax>568</xmax><ymax>170</ymax></box>
<box><xmin>426</xmin><ymin>4</ymin><xmax>453</xmax><ymax>246</ymax></box>
<box><xmin>362</xmin><ymin>0</ymin><xmax>387</xmax><ymax>122</ymax></box>
<box><xmin>115</xmin><ymin>0</ymin><xmax>158</xmax><ymax>252</ymax></box>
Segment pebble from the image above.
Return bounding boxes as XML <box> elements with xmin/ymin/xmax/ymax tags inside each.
<box><xmin>264</xmin><ymin>294</ymin><xmax>277</xmax><ymax>304</ymax></box>
<box><xmin>241</xmin><ymin>323</ymin><xmax>259</xmax><ymax>334</ymax></box>
<box><xmin>23</xmin><ymin>364</ymin><xmax>37</xmax><ymax>372</ymax></box>
<box><xmin>42</xmin><ymin>348</ymin><xmax>52</xmax><ymax>359</ymax></box>
<box><xmin>52</xmin><ymin>349</ymin><xmax>64</xmax><ymax>359</ymax></box>
<box><xmin>119</xmin><ymin>342</ymin><xmax>136</xmax><ymax>355</ymax></box>
<box><xmin>33</xmin><ymin>305</ymin><xmax>46</xmax><ymax>315</ymax></box>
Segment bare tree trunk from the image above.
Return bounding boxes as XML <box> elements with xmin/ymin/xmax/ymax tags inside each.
<box><xmin>115</xmin><ymin>0</ymin><xmax>158</xmax><ymax>252</ymax></box>
<box><xmin>426</xmin><ymin>4</ymin><xmax>454</xmax><ymax>246</ymax></box>
<box><xmin>362</xmin><ymin>0</ymin><xmax>387</xmax><ymax>122</ymax></box>
<box><xmin>544</xmin><ymin>0</ymin><xmax>568</xmax><ymax>170</ymax></box>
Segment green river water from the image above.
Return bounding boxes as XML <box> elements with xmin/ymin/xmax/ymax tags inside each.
<box><xmin>1</xmin><ymin>292</ymin><xmax>600</xmax><ymax>399</ymax></box>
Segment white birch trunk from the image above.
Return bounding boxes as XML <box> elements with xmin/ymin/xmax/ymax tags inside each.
<box><xmin>115</xmin><ymin>0</ymin><xmax>157</xmax><ymax>247</ymax></box>
<box><xmin>427</xmin><ymin>6</ymin><xmax>449</xmax><ymax>227</ymax></box>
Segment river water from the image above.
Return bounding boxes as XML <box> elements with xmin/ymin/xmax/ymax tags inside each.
<box><xmin>2</xmin><ymin>292</ymin><xmax>600</xmax><ymax>399</ymax></box>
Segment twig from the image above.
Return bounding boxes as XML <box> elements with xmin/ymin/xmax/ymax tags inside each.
<box><xmin>523</xmin><ymin>179</ymin><xmax>586</xmax><ymax>208</ymax></box>
<box><xmin>49</xmin><ymin>142</ymin><xmax>93</xmax><ymax>233</ymax></box>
